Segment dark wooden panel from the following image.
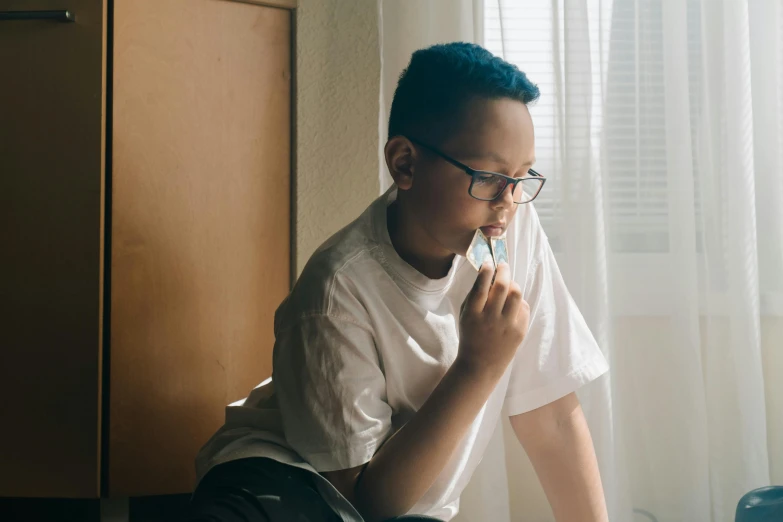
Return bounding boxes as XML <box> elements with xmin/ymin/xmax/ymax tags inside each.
<box><xmin>110</xmin><ymin>0</ymin><xmax>291</xmax><ymax>495</ymax></box>
<box><xmin>0</xmin><ymin>0</ymin><xmax>106</xmax><ymax>498</ymax></box>
<box><xmin>0</xmin><ymin>498</ymin><xmax>100</xmax><ymax>522</ymax></box>
<box><xmin>129</xmin><ymin>494</ymin><xmax>191</xmax><ymax>522</ymax></box>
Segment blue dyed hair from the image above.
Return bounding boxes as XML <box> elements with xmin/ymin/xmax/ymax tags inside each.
<box><xmin>388</xmin><ymin>42</ymin><xmax>540</xmax><ymax>143</ymax></box>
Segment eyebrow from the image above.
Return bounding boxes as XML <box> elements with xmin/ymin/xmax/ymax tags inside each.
<box><xmin>458</xmin><ymin>152</ymin><xmax>536</xmax><ymax>168</ymax></box>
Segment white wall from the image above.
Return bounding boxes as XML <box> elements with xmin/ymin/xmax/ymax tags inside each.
<box><xmin>294</xmin><ymin>0</ymin><xmax>380</xmax><ymax>275</ymax></box>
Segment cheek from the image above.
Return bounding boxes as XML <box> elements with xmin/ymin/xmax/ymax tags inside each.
<box><xmin>410</xmin><ymin>172</ymin><xmax>488</xmax><ymax>246</ymax></box>
<box><xmin>437</xmin><ymin>198</ymin><xmax>489</xmax><ymax>250</ymax></box>
<box><xmin>425</xmin><ymin>182</ymin><xmax>480</xmax><ymax>226</ymax></box>
<box><xmin>414</xmin><ymin>171</ymin><xmax>471</xmax><ymax>219</ymax></box>
<box><xmin>449</xmin><ymin>199</ymin><xmax>485</xmax><ymax>229</ymax></box>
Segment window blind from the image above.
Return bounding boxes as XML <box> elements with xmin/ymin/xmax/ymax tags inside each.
<box><xmin>484</xmin><ymin>0</ymin><xmax>705</xmax><ymax>253</ymax></box>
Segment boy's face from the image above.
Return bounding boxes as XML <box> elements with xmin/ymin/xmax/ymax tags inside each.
<box><xmin>390</xmin><ymin>97</ymin><xmax>536</xmax><ymax>258</ymax></box>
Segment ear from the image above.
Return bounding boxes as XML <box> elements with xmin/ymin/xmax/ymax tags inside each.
<box><xmin>384</xmin><ymin>136</ymin><xmax>417</xmax><ymax>191</ymax></box>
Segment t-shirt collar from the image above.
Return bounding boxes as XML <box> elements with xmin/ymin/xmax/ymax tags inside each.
<box><xmin>371</xmin><ymin>186</ymin><xmax>465</xmax><ymax>294</ymax></box>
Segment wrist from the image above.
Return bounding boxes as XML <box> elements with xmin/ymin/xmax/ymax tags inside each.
<box><xmin>452</xmin><ymin>353</ymin><xmax>508</xmax><ymax>383</ymax></box>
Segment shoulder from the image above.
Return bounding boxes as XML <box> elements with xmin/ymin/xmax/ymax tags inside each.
<box><xmin>515</xmin><ymin>201</ymin><xmax>545</xmax><ymax>250</ymax></box>
<box><xmin>509</xmin><ymin>202</ymin><xmax>547</xmax><ymax>269</ymax></box>
<box><xmin>275</xmin><ymin>212</ymin><xmax>384</xmax><ymax>333</ymax></box>
<box><xmin>504</xmin><ymin>202</ymin><xmax>560</xmax><ymax>303</ymax></box>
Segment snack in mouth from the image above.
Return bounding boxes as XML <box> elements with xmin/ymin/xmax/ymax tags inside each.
<box><xmin>491</xmin><ymin>235</ymin><xmax>509</xmax><ymax>266</ymax></box>
<box><xmin>466</xmin><ymin>228</ymin><xmax>496</xmax><ymax>271</ymax></box>
<box><xmin>466</xmin><ymin>229</ymin><xmax>509</xmax><ymax>271</ymax></box>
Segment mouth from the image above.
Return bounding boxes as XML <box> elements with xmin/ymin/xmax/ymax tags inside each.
<box><xmin>479</xmin><ymin>222</ymin><xmax>506</xmax><ymax>237</ymax></box>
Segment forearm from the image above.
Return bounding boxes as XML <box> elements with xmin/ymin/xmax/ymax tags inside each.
<box><xmin>354</xmin><ymin>359</ymin><xmax>503</xmax><ymax>522</ymax></box>
<box><xmin>513</xmin><ymin>396</ymin><xmax>608</xmax><ymax>522</ymax></box>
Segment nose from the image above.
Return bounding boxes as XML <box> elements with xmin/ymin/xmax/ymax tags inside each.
<box><xmin>491</xmin><ymin>182</ymin><xmax>515</xmax><ymax>210</ymax></box>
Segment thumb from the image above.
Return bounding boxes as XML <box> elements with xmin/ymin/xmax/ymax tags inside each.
<box><xmin>464</xmin><ymin>260</ymin><xmax>494</xmax><ymax>314</ymax></box>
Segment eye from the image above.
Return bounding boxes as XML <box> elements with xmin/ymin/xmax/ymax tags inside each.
<box><xmin>475</xmin><ymin>173</ymin><xmax>495</xmax><ymax>185</ymax></box>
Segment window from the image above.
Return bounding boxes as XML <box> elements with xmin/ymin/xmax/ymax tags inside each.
<box><xmin>484</xmin><ymin>0</ymin><xmax>706</xmax><ymax>254</ymax></box>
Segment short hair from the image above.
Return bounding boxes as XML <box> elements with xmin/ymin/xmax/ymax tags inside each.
<box><xmin>388</xmin><ymin>42</ymin><xmax>540</xmax><ymax>143</ymax></box>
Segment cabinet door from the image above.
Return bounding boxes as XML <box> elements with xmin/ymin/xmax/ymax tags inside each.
<box><xmin>0</xmin><ymin>0</ymin><xmax>106</xmax><ymax>498</ymax></box>
<box><xmin>110</xmin><ymin>0</ymin><xmax>291</xmax><ymax>495</ymax></box>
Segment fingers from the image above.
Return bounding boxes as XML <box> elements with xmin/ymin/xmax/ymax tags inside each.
<box><xmin>465</xmin><ymin>260</ymin><xmax>494</xmax><ymax>313</ymax></box>
<box><xmin>518</xmin><ymin>299</ymin><xmax>530</xmax><ymax>326</ymax></box>
<box><xmin>485</xmin><ymin>262</ymin><xmax>511</xmax><ymax>315</ymax></box>
<box><xmin>502</xmin><ymin>280</ymin><xmax>523</xmax><ymax>318</ymax></box>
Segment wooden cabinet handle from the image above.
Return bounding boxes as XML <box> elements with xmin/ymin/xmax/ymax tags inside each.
<box><xmin>0</xmin><ymin>10</ymin><xmax>75</xmax><ymax>22</ymax></box>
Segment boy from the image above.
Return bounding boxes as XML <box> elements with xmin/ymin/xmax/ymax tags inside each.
<box><xmin>188</xmin><ymin>43</ymin><xmax>609</xmax><ymax>522</ymax></box>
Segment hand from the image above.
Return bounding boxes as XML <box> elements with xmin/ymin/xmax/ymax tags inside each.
<box><xmin>458</xmin><ymin>261</ymin><xmax>530</xmax><ymax>376</ymax></box>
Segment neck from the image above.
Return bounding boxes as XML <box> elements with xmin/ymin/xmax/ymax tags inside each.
<box><xmin>387</xmin><ymin>199</ymin><xmax>455</xmax><ymax>280</ymax></box>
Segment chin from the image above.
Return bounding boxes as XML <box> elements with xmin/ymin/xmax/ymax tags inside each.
<box><xmin>455</xmin><ymin>232</ymin><xmax>476</xmax><ymax>256</ymax></box>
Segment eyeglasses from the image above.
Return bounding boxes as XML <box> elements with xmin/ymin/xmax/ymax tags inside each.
<box><xmin>406</xmin><ymin>137</ymin><xmax>546</xmax><ymax>204</ymax></box>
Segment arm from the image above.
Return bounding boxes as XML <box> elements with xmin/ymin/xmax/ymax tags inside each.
<box><xmin>324</xmin><ymin>262</ymin><xmax>529</xmax><ymax>522</ymax></box>
<box><xmin>325</xmin><ymin>357</ymin><xmax>507</xmax><ymax>521</ymax></box>
<box><xmin>510</xmin><ymin>392</ymin><xmax>608</xmax><ymax>522</ymax></box>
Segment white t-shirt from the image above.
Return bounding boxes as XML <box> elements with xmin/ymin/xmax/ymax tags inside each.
<box><xmin>195</xmin><ymin>187</ymin><xmax>609</xmax><ymax>521</ymax></box>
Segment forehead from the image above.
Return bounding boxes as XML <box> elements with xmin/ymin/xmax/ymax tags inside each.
<box><xmin>444</xmin><ymin>97</ymin><xmax>535</xmax><ymax>163</ymax></box>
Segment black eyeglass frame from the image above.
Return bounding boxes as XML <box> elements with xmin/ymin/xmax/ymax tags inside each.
<box><xmin>405</xmin><ymin>136</ymin><xmax>546</xmax><ymax>204</ymax></box>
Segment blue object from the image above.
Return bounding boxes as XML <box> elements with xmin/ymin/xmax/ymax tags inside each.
<box><xmin>736</xmin><ymin>486</ymin><xmax>783</xmax><ymax>522</ymax></box>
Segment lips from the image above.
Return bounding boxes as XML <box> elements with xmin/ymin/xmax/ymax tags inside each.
<box><xmin>480</xmin><ymin>223</ymin><xmax>506</xmax><ymax>237</ymax></box>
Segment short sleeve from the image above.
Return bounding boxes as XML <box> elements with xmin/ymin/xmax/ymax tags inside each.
<box><xmin>504</xmin><ymin>230</ymin><xmax>610</xmax><ymax>417</ymax></box>
<box><xmin>273</xmin><ymin>315</ymin><xmax>393</xmax><ymax>472</ymax></box>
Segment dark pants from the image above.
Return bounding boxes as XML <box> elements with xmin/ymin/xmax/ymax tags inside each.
<box><xmin>183</xmin><ymin>457</ymin><xmax>443</xmax><ymax>522</ymax></box>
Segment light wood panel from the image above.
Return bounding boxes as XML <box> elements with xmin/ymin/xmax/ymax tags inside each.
<box><xmin>110</xmin><ymin>0</ymin><xmax>291</xmax><ymax>496</ymax></box>
<box><xmin>0</xmin><ymin>0</ymin><xmax>106</xmax><ymax>498</ymax></box>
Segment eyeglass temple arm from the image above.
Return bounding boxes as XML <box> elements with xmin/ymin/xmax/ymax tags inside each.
<box><xmin>407</xmin><ymin>137</ymin><xmax>477</xmax><ymax>177</ymax></box>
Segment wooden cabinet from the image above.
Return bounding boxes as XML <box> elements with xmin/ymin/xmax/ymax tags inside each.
<box><xmin>1</xmin><ymin>0</ymin><xmax>294</xmax><ymax>500</ymax></box>
<box><xmin>1</xmin><ymin>0</ymin><xmax>107</xmax><ymax>499</ymax></box>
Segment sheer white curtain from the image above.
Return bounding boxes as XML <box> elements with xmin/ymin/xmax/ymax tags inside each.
<box><xmin>380</xmin><ymin>1</ymin><xmax>783</xmax><ymax>521</ymax></box>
